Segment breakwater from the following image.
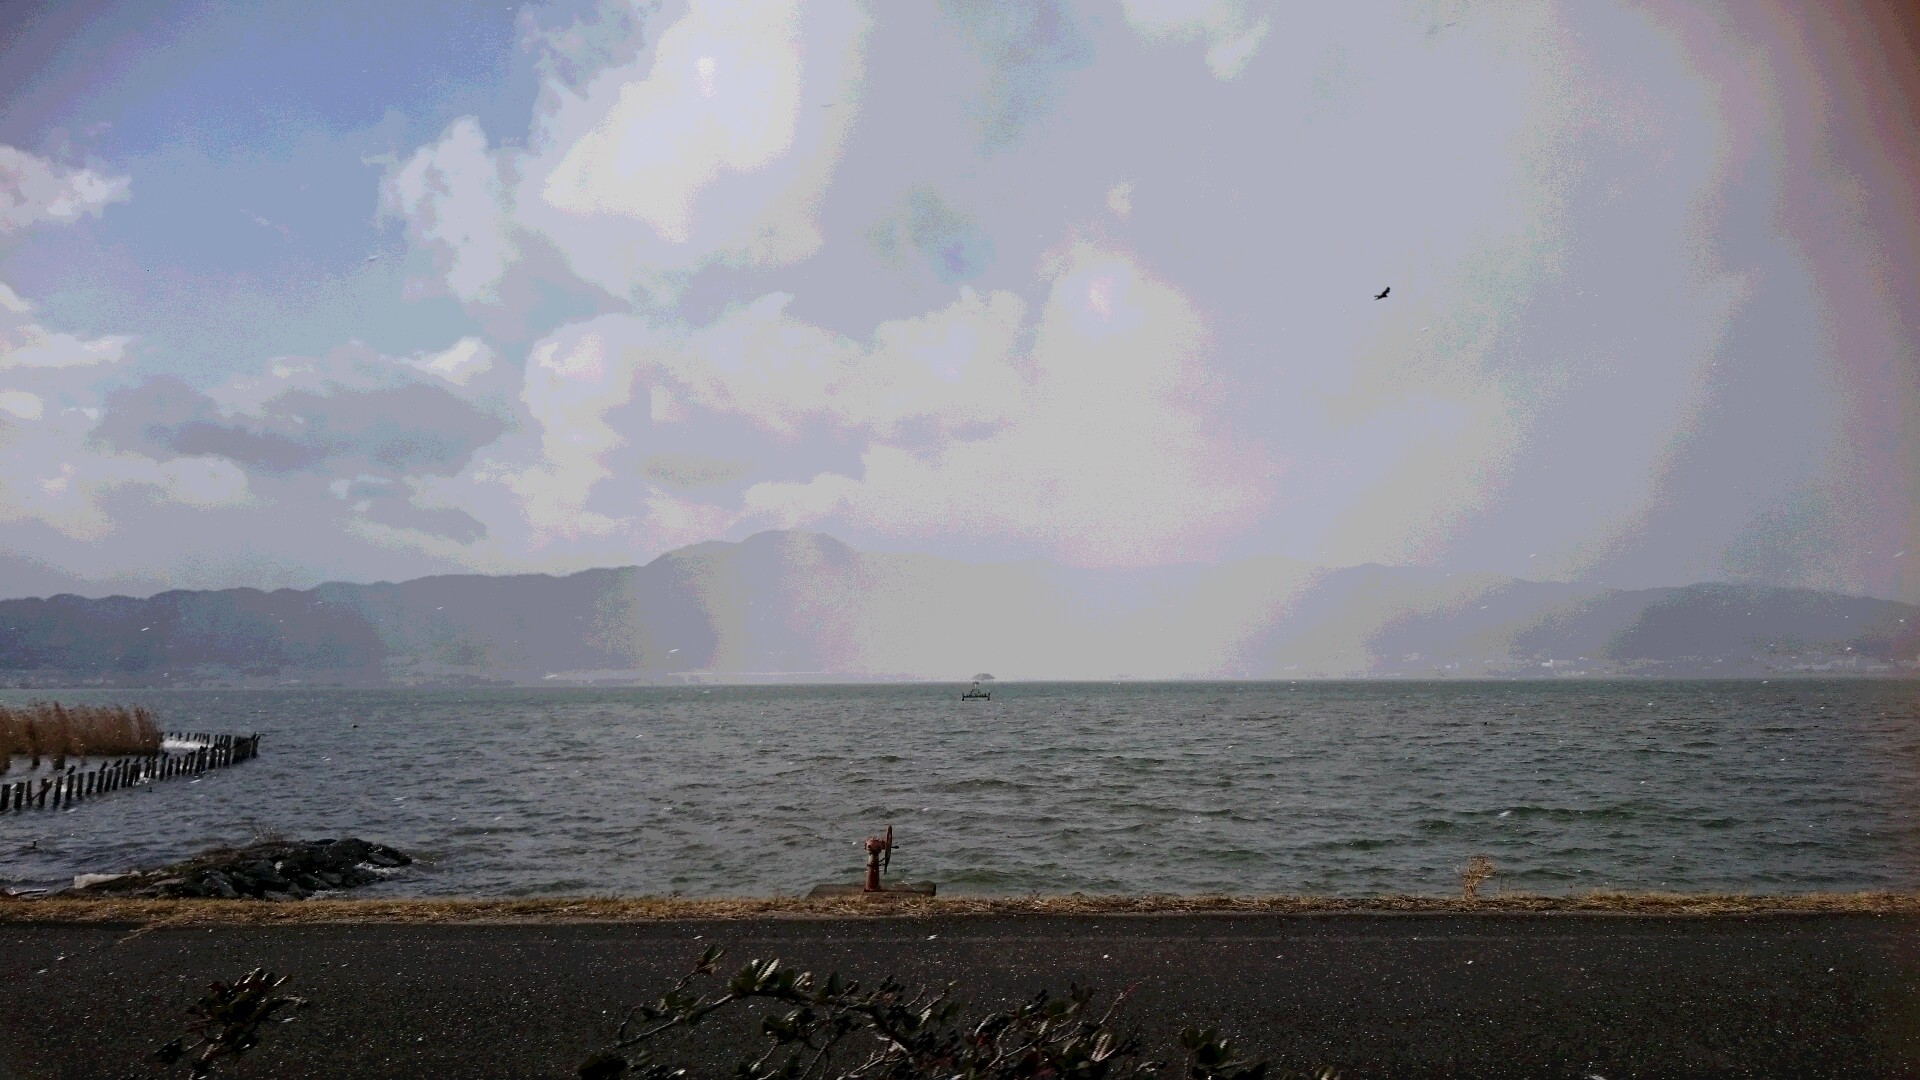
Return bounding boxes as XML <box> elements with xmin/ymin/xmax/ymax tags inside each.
<box><xmin>1</xmin><ymin>732</ymin><xmax>261</xmax><ymax>813</ymax></box>
<box><xmin>66</xmin><ymin>836</ymin><xmax>410</xmax><ymax>899</ymax></box>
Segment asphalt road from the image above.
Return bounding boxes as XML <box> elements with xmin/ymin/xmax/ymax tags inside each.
<box><xmin>5</xmin><ymin>913</ymin><xmax>1920</xmax><ymax>1079</ymax></box>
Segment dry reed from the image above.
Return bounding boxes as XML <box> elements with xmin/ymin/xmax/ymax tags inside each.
<box><xmin>1460</xmin><ymin>855</ymin><xmax>1495</xmax><ymax>901</ymax></box>
<box><xmin>0</xmin><ymin>702</ymin><xmax>162</xmax><ymax>774</ymax></box>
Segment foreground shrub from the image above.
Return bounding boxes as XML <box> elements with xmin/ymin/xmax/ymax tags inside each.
<box><xmin>153</xmin><ymin>968</ymin><xmax>305</xmax><ymax>1079</ymax></box>
<box><xmin>130</xmin><ymin>954</ymin><xmax>1326</xmax><ymax>1078</ymax></box>
<box><xmin>579</xmin><ymin>946</ymin><xmax>1320</xmax><ymax>1080</ymax></box>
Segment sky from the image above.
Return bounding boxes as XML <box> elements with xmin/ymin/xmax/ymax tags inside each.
<box><xmin>0</xmin><ymin>0</ymin><xmax>1916</xmax><ymax>601</ymax></box>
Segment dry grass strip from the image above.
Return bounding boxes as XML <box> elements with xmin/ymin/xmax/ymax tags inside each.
<box><xmin>8</xmin><ymin>891</ymin><xmax>1920</xmax><ymax>928</ymax></box>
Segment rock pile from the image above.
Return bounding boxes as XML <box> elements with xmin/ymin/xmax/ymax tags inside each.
<box><xmin>70</xmin><ymin>837</ymin><xmax>411</xmax><ymax>900</ymax></box>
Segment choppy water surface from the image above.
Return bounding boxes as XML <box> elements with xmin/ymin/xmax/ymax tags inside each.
<box><xmin>4</xmin><ymin>680</ymin><xmax>1920</xmax><ymax>898</ymax></box>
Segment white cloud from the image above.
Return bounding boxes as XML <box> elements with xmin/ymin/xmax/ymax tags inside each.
<box><xmin>487</xmin><ymin>314</ymin><xmax>650</xmax><ymax>540</ymax></box>
<box><xmin>475</xmin><ymin>243</ymin><xmax>1270</xmax><ymax>566</ymax></box>
<box><xmin>509</xmin><ymin>0</ymin><xmax>871</xmax><ymax>298</ymax></box>
<box><xmin>198</xmin><ymin>337</ymin><xmax>500</xmax><ymax>418</ymax></box>
<box><xmin>1117</xmin><ymin>0</ymin><xmax>1271</xmax><ymax>79</ymax></box>
<box><xmin>482</xmin><ymin>284</ymin><xmax>1030</xmax><ymax>546</ymax></box>
<box><xmin>0</xmin><ymin>389</ymin><xmax>43</xmax><ymax>419</ymax></box>
<box><xmin>382</xmin><ymin>2</ymin><xmax>873</xmax><ymax>304</ymax></box>
<box><xmin>637</xmin><ymin>287</ymin><xmax>1027</xmax><ymax>437</ymax></box>
<box><xmin>0</xmin><ymin>145</ymin><xmax>130</xmax><ymax>231</ymax></box>
<box><xmin>463</xmin><ymin>234</ymin><xmax>1273</xmax><ymax>566</ymax></box>
<box><xmin>382</xmin><ymin>118</ymin><xmax>517</xmax><ymax>302</ymax></box>
<box><xmin>0</xmin><ymin>282</ymin><xmax>131</xmax><ymax>370</ymax></box>
<box><xmin>738</xmin><ymin>243</ymin><xmax>1274</xmax><ymax>565</ymax></box>
<box><xmin>406</xmin><ymin>336</ymin><xmax>494</xmax><ymax>385</ymax></box>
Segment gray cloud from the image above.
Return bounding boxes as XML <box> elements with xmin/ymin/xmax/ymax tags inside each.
<box><xmin>361</xmin><ymin>499</ymin><xmax>489</xmax><ymax>543</ymax></box>
<box><xmin>640</xmin><ymin>452</ymin><xmax>752</xmax><ymax>491</ymax></box>
<box><xmin>906</xmin><ymin>188</ymin><xmax>994</xmax><ymax>283</ymax></box>
<box><xmin>868</xmin><ymin>187</ymin><xmax>995</xmax><ymax>284</ymax></box>
<box><xmin>940</xmin><ymin>0</ymin><xmax>1092</xmax><ymax>148</ymax></box>
<box><xmin>95</xmin><ymin>375</ymin><xmax>507</xmax><ymax>479</ymax></box>
<box><xmin>326</xmin><ymin>474</ymin><xmax>487</xmax><ymax>542</ymax></box>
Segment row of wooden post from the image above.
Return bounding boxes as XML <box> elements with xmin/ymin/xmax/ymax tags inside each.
<box><xmin>0</xmin><ymin>732</ymin><xmax>261</xmax><ymax>812</ymax></box>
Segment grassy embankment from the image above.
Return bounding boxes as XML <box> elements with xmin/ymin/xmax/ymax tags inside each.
<box><xmin>8</xmin><ymin>891</ymin><xmax>1920</xmax><ymax>927</ymax></box>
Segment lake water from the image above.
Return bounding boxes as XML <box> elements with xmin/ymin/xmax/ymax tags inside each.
<box><xmin>4</xmin><ymin>680</ymin><xmax>1920</xmax><ymax>898</ymax></box>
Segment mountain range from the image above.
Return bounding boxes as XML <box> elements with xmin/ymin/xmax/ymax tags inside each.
<box><xmin>1</xmin><ymin>530</ymin><xmax>1915</xmax><ymax>686</ymax></box>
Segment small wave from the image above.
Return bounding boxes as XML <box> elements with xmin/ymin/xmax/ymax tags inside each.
<box><xmin>1306</xmin><ymin>837</ymin><xmax>1391</xmax><ymax>852</ymax></box>
<box><xmin>1478</xmin><ymin>804</ymin><xmax>1647</xmax><ymax>822</ymax></box>
<box><xmin>935</xmin><ymin>777</ymin><xmax>1025</xmax><ymax>792</ymax></box>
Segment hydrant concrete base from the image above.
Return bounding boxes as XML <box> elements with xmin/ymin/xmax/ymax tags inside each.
<box><xmin>806</xmin><ymin>881</ymin><xmax>937</xmax><ymax>898</ymax></box>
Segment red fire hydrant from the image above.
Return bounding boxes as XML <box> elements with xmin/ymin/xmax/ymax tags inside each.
<box><xmin>807</xmin><ymin>825</ymin><xmax>932</xmax><ymax>898</ymax></box>
<box><xmin>863</xmin><ymin>825</ymin><xmax>894</xmax><ymax>892</ymax></box>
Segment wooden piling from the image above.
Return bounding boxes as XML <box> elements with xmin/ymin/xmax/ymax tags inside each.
<box><xmin>0</xmin><ymin>728</ymin><xmax>263</xmax><ymax>811</ymax></box>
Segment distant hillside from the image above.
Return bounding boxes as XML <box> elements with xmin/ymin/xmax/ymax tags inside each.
<box><xmin>1</xmin><ymin>531</ymin><xmax>1915</xmax><ymax>686</ymax></box>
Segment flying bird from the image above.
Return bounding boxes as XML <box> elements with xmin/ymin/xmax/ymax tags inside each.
<box><xmin>1374</xmin><ymin>286</ymin><xmax>1391</xmax><ymax>300</ymax></box>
